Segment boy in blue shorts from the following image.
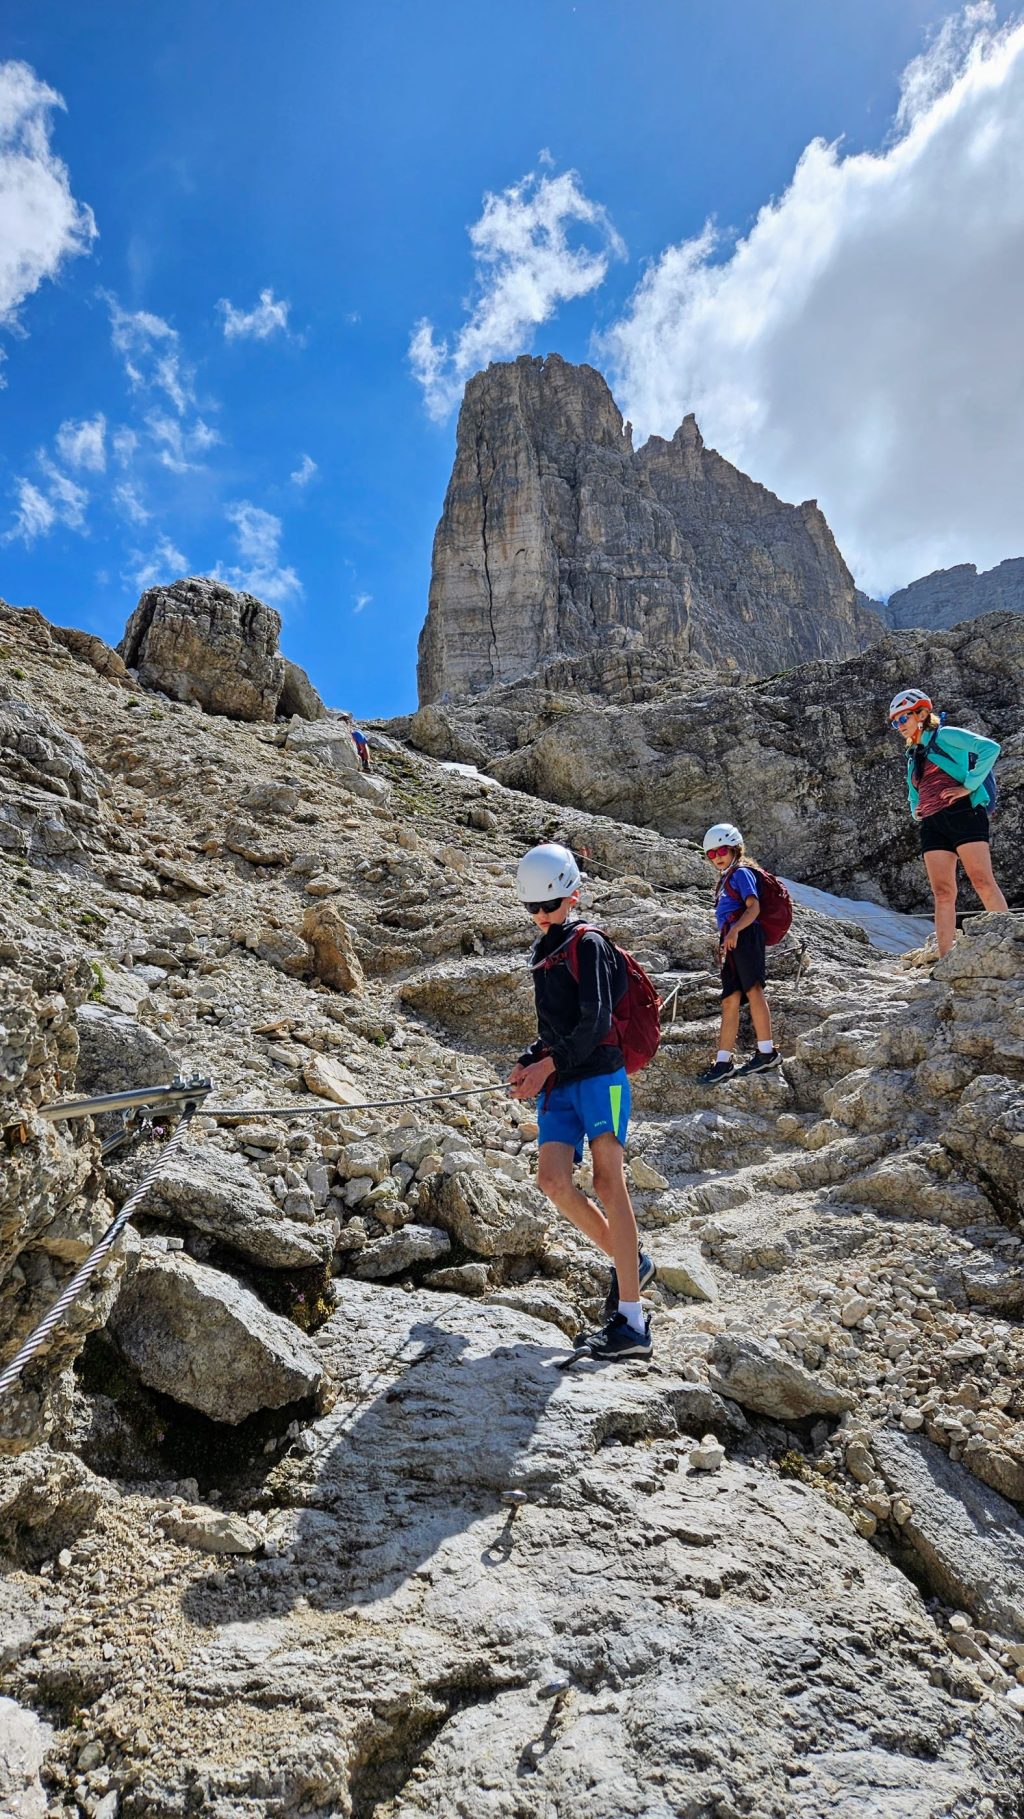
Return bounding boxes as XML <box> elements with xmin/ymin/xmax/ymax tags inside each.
<box><xmin>508</xmin><ymin>843</ymin><xmax>655</xmax><ymax>1361</ymax></box>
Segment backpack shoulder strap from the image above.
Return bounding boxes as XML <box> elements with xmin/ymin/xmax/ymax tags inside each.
<box><xmin>531</xmin><ymin>922</ymin><xmax>594</xmax><ymax>977</ymax></box>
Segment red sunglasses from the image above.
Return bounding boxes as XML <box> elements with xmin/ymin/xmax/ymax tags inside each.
<box><xmin>705</xmin><ymin>846</ymin><xmax>733</xmax><ymax>861</ymax></box>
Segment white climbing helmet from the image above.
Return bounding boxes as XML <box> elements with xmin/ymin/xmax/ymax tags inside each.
<box><xmin>515</xmin><ymin>843</ymin><xmax>582</xmax><ymax>903</ymax></box>
<box><xmin>703</xmin><ymin>823</ymin><xmax>743</xmax><ymax>853</ymax></box>
<box><xmin>888</xmin><ymin>688</ymin><xmax>932</xmax><ymax>722</ymax></box>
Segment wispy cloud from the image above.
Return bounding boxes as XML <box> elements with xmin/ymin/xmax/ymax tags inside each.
<box><xmin>212</xmin><ymin>501</ymin><xmax>302</xmax><ymax>609</ymax></box>
<box><xmin>602</xmin><ymin>5</ymin><xmax>1024</xmax><ymax>595</ymax></box>
<box><xmin>107</xmin><ymin>298</ymin><xmax>194</xmax><ymax>413</ymax></box>
<box><xmin>290</xmin><ymin>452</ymin><xmax>317</xmax><ymax>488</ymax></box>
<box><xmin>218</xmin><ymin>286</ymin><xmax>290</xmax><ymax>341</ymax></box>
<box><xmin>410</xmin><ymin>166</ymin><xmax>626</xmax><ymax>421</ymax></box>
<box><xmin>126</xmin><ymin>536</ymin><xmax>189</xmax><ymax>591</ymax></box>
<box><xmin>56</xmin><ymin>412</ymin><xmax>106</xmax><ymax>472</ymax></box>
<box><xmin>3</xmin><ymin>455</ymin><xmax>87</xmax><ymax>544</ymax></box>
<box><xmin>352</xmin><ymin>592</ymin><xmax>372</xmax><ymax>615</ymax></box>
<box><xmin>146</xmin><ymin>410</ymin><xmax>220</xmax><ymax>473</ymax></box>
<box><xmin>112</xmin><ymin>481</ymin><xmax>150</xmax><ymax>524</ymax></box>
<box><xmin>111</xmin><ymin>427</ymin><xmax>138</xmax><ymax>466</ymax></box>
<box><xmin>0</xmin><ymin>60</ymin><xmax>96</xmax><ymax>370</ymax></box>
<box><xmin>5</xmin><ymin>479</ymin><xmax>56</xmax><ymax>543</ymax></box>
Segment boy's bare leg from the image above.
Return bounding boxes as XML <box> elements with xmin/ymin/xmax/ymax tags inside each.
<box><xmin>537</xmin><ymin>1142</ymin><xmax>615</xmax><ymax>1257</ymax></box>
<box><xmin>745</xmin><ymin>983</ymin><xmax>773</xmax><ymax>1045</ymax></box>
<box><xmin>720</xmin><ymin>991</ymin><xmax>741</xmax><ymax>1051</ymax></box>
<box><xmin>590</xmin><ymin>1134</ymin><xmax>640</xmax><ymax>1303</ymax></box>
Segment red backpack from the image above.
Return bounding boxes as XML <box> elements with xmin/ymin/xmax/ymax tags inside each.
<box><xmin>719</xmin><ymin>866</ymin><xmax>793</xmax><ymax>945</ymax></box>
<box><xmin>533</xmin><ymin>924</ymin><xmax>661</xmax><ymax>1075</ymax></box>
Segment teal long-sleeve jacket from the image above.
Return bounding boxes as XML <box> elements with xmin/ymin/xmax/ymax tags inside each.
<box><xmin>905</xmin><ymin>723</ymin><xmax>1000</xmax><ymax>817</ymax></box>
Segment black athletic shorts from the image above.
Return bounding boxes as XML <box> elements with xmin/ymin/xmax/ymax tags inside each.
<box><xmin>918</xmin><ymin>803</ymin><xmax>990</xmax><ymax>856</ymax></box>
<box><xmin>720</xmin><ymin>923</ymin><xmax>767</xmax><ymax>1001</ymax></box>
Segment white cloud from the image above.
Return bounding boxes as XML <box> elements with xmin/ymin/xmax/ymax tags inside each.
<box><xmin>111</xmin><ymin>427</ymin><xmax>138</xmax><ymax>466</ymax></box>
<box><xmin>4</xmin><ymin>456</ymin><xmax>87</xmax><ymax>543</ymax></box>
<box><xmin>56</xmin><ymin>412</ymin><xmax>106</xmax><ymax>471</ymax></box>
<box><xmin>218</xmin><ymin>287</ymin><xmax>290</xmax><ymax>341</ymax></box>
<box><xmin>0</xmin><ymin>61</ymin><xmax>96</xmax><ymax>359</ymax></box>
<box><xmin>112</xmin><ymin>481</ymin><xmax>149</xmax><ymax>524</ymax></box>
<box><xmin>290</xmin><ymin>452</ymin><xmax>317</xmax><ymax>487</ymax></box>
<box><xmin>601</xmin><ymin>7</ymin><xmax>1024</xmax><ymax>596</ymax></box>
<box><xmin>5</xmin><ymin>478</ymin><xmax>55</xmax><ymax>542</ymax></box>
<box><xmin>410</xmin><ymin>167</ymin><xmax>626</xmax><ymax>420</ymax></box>
<box><xmin>212</xmin><ymin>501</ymin><xmax>302</xmax><ymax>609</ymax></box>
<box><xmin>353</xmin><ymin>592</ymin><xmax>372</xmax><ymax>615</ymax></box>
<box><xmin>127</xmin><ymin>536</ymin><xmax>189</xmax><ymax>591</ymax></box>
<box><xmin>145</xmin><ymin>410</ymin><xmax>220</xmax><ymax>473</ymax></box>
<box><xmin>107</xmin><ymin>299</ymin><xmax>193</xmax><ymax>413</ymax></box>
<box><xmin>37</xmin><ymin>455</ymin><xmax>87</xmax><ymax>529</ymax></box>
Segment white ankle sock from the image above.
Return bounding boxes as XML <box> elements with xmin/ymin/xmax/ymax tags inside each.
<box><xmin>757</xmin><ymin>1040</ymin><xmax>774</xmax><ymax>1053</ymax></box>
<box><xmin>618</xmin><ymin>1300</ymin><xmax>645</xmax><ymax>1335</ymax></box>
<box><xmin>716</xmin><ymin>1049</ymin><xmax>732</xmax><ymax>1064</ymax></box>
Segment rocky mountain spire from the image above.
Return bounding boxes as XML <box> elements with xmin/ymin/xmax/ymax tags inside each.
<box><xmin>417</xmin><ymin>353</ymin><xmax>882</xmax><ymax>703</ymax></box>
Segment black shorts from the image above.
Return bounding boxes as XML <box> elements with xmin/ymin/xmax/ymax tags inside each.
<box><xmin>918</xmin><ymin>803</ymin><xmax>990</xmax><ymax>856</ymax></box>
<box><xmin>720</xmin><ymin>923</ymin><xmax>767</xmax><ymax>1001</ymax></box>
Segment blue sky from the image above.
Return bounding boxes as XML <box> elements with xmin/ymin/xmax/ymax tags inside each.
<box><xmin>2</xmin><ymin>1</ymin><xmax>1022</xmax><ymax>714</ymax></box>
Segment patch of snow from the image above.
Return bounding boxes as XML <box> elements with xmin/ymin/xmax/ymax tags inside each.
<box><xmin>439</xmin><ymin>761</ymin><xmax>501</xmax><ymax>789</ymax></box>
<box><xmin>782</xmin><ymin>878</ymin><xmax>932</xmax><ymax>955</ymax></box>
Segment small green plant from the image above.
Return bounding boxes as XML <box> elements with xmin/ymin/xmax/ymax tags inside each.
<box><xmin>88</xmin><ymin>961</ymin><xmax>106</xmax><ymax>1002</ymax></box>
<box><xmin>78</xmin><ymin>908</ymin><xmax>108</xmax><ymax>930</ymax></box>
<box><xmin>10</xmin><ymin>667</ymin><xmax>26</xmax><ymax>681</ymax></box>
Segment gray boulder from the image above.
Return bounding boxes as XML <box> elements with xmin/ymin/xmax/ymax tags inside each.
<box><xmin>277</xmin><ymin>658</ymin><xmax>325</xmax><ymax>721</ymax></box>
<box><xmin>0</xmin><ymin>694</ymin><xmax>116</xmax><ymax>870</ymax></box>
<box><xmin>74</xmin><ymin>1004</ymin><xmax>176</xmax><ymax>1097</ymax></box>
<box><xmin>284</xmin><ymin>715</ymin><xmax>358</xmax><ymax>773</ymax></box>
<box><xmin>709</xmin><ymin>1332</ymin><xmax>855</xmax><ymax>1420</ymax></box>
<box><xmin>118</xmin><ymin>577</ymin><xmax>285</xmax><ymax>722</ymax></box>
<box><xmin>353</xmin><ymin>1224</ymin><xmax>451</xmax><ymax>1279</ymax></box>
<box><xmin>110</xmin><ymin>1249</ymin><xmax>322</xmax><ymax>1421</ymax></box>
<box><xmin>134</xmin><ymin>1145</ymin><xmax>333</xmax><ymax>1270</ymax></box>
<box><xmin>424</xmin><ymin>1169</ymin><xmax>550</xmax><ymax>1258</ymax></box>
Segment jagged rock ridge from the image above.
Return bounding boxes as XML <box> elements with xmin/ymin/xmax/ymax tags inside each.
<box><xmin>397</xmin><ymin>610</ymin><xmax>1024</xmax><ymax>915</ymax></box>
<box><xmin>418</xmin><ymin>354</ymin><xmax>882</xmax><ymax>702</ymax></box>
<box><xmin>881</xmin><ymin>557</ymin><xmax>1024</xmax><ymax>632</ymax></box>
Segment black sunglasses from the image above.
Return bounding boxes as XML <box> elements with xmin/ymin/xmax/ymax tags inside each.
<box><xmin>524</xmin><ymin>896</ymin><xmax>566</xmax><ymax>915</ymax></box>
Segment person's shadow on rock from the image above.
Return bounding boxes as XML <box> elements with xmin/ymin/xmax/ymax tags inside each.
<box><xmin>181</xmin><ymin>1302</ymin><xmax>567</xmax><ymax>1630</ymax></box>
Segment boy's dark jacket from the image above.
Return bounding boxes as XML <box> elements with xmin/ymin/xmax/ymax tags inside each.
<box><xmin>519</xmin><ymin>921</ymin><xmax>626</xmax><ymax>1084</ymax></box>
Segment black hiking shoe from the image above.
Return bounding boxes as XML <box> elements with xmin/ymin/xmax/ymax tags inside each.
<box><xmin>697</xmin><ymin>1059</ymin><xmax>735</xmax><ymax>1086</ymax></box>
<box><xmin>736</xmin><ymin>1048</ymin><xmax>782</xmax><ymax>1076</ymax></box>
<box><xmin>603</xmin><ymin>1249</ymin><xmax>657</xmax><ymax>1321</ymax></box>
<box><xmin>584</xmin><ymin>1312</ymin><xmax>653</xmax><ymax>1363</ymax></box>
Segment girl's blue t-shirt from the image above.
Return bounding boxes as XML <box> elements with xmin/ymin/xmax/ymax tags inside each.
<box><xmin>715</xmin><ymin>865</ymin><xmax>759</xmax><ymax>933</ymax></box>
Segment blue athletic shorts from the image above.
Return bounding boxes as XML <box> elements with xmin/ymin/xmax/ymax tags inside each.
<box><xmin>537</xmin><ymin>1069</ymin><xmax>631</xmax><ymax>1163</ymax></box>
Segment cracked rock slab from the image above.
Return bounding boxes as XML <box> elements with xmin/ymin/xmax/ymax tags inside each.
<box><xmin>872</xmin><ymin>1428</ymin><xmax>1024</xmax><ymax>1636</ymax></box>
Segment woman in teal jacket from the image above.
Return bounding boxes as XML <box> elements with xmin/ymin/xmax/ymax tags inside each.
<box><xmin>889</xmin><ymin>687</ymin><xmax>1008</xmax><ymax>956</ymax></box>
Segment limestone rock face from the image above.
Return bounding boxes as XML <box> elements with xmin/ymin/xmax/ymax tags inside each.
<box><xmin>417</xmin><ymin>354</ymin><xmax>881</xmax><ymax>702</ymax></box>
<box><xmin>883</xmin><ymin>557</ymin><xmax>1024</xmax><ymax>632</ymax></box>
<box><xmin>401</xmin><ymin>610</ymin><xmax>1024</xmax><ymax>913</ymax></box>
<box><xmin>0</xmin><ymin>933</ymin><xmax>120</xmax><ymax>1455</ymax></box>
<box><xmin>0</xmin><ymin>692</ymin><xmax>120</xmax><ymax>871</ymax></box>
